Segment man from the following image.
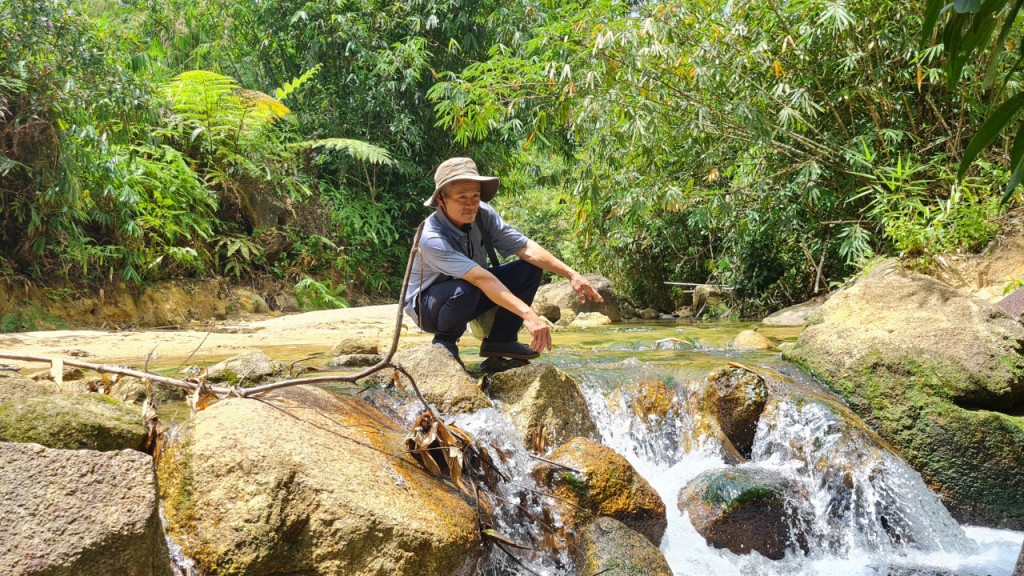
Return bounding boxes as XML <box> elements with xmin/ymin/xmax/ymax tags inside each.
<box><xmin>404</xmin><ymin>157</ymin><xmax>604</xmax><ymax>363</ymax></box>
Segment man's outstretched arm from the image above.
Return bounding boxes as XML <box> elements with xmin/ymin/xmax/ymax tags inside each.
<box><xmin>515</xmin><ymin>240</ymin><xmax>604</xmax><ymax>304</ymax></box>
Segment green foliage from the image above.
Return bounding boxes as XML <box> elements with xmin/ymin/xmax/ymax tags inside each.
<box><xmin>924</xmin><ymin>0</ymin><xmax>1024</xmax><ymax>202</ymax></box>
<box><xmin>293</xmin><ymin>277</ymin><xmax>348</xmax><ymax>311</ymax></box>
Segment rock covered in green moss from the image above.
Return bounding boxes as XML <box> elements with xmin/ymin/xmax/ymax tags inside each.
<box><xmin>488</xmin><ymin>363</ymin><xmax>597</xmax><ymax>452</ymax></box>
<box><xmin>575</xmin><ymin>517</ymin><xmax>673</xmax><ymax>576</ymax></box>
<box><xmin>158</xmin><ymin>385</ymin><xmax>479</xmax><ymax>576</ymax></box>
<box><xmin>785</xmin><ymin>259</ymin><xmax>1024</xmax><ymax>528</ymax></box>
<box><xmin>0</xmin><ymin>378</ymin><xmax>145</xmax><ymax>451</ymax></box>
<box><xmin>678</xmin><ymin>467</ymin><xmax>807</xmax><ymax>560</ymax></box>
<box><xmin>533</xmin><ymin>437</ymin><xmax>666</xmax><ymax>546</ymax></box>
<box><xmin>0</xmin><ymin>442</ymin><xmax>171</xmax><ymax>575</ymax></box>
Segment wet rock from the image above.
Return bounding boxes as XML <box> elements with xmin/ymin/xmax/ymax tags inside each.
<box><xmin>205</xmin><ymin>349</ymin><xmax>283</xmax><ymax>384</ymax></box>
<box><xmin>329</xmin><ymin>332</ymin><xmax>380</xmax><ymax>356</ymax></box>
<box><xmin>575</xmin><ymin>517</ymin><xmax>672</xmax><ymax>576</ymax></box>
<box><xmin>488</xmin><ymin>363</ymin><xmax>597</xmax><ymax>452</ymax></box>
<box><xmin>654</xmin><ymin>337</ymin><xmax>697</xmax><ymax>350</ymax></box>
<box><xmin>330</xmin><ymin>353</ymin><xmax>382</xmax><ymax>368</ymax></box>
<box><xmin>568</xmin><ymin>311</ymin><xmax>613</xmax><ymax>329</ymax></box>
<box><xmin>0</xmin><ymin>442</ymin><xmax>171</xmax><ymax>576</ymax></box>
<box><xmin>620</xmin><ymin>302</ymin><xmax>639</xmax><ymax>320</ymax></box>
<box><xmin>533</xmin><ymin>437</ymin><xmax>667</xmax><ymax>546</ymax></box>
<box><xmin>608</xmin><ymin>378</ymin><xmax>679</xmax><ymax>422</ymax></box>
<box><xmin>761</xmin><ymin>298</ymin><xmax>824</xmax><ymax>327</ymax></box>
<box><xmin>158</xmin><ymin>385</ymin><xmax>478</xmax><ymax>576</ymax></box>
<box><xmin>554</xmin><ymin>308</ymin><xmax>577</xmax><ymax>327</ymax></box>
<box><xmin>0</xmin><ymin>378</ymin><xmax>146</xmax><ymax>451</ymax></box>
<box><xmin>692</xmin><ymin>285</ymin><xmax>732</xmax><ymax>317</ymax></box>
<box><xmin>785</xmin><ymin>259</ymin><xmax>1024</xmax><ymax>528</ymax></box>
<box><xmin>678</xmin><ymin>467</ymin><xmax>807</xmax><ymax>560</ymax></box>
<box><xmin>690</xmin><ymin>367</ymin><xmax>769</xmax><ymax>458</ymax></box>
<box><xmin>230</xmin><ymin>287</ymin><xmax>269</xmax><ymax>314</ymax></box>
<box><xmin>640</xmin><ymin>308</ymin><xmax>660</xmax><ymax>320</ymax></box>
<box><xmin>392</xmin><ymin>345</ymin><xmax>490</xmax><ymax>413</ymax></box>
<box><xmin>732</xmin><ymin>329</ymin><xmax>776</xmax><ymax>350</ymax></box>
<box><xmin>532</xmin><ymin>274</ymin><xmax>621</xmax><ymax>322</ymax></box>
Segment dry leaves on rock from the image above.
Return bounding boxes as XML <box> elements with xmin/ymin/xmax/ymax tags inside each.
<box><xmin>405</xmin><ymin>411</ymin><xmax>491</xmax><ymax>495</ymax></box>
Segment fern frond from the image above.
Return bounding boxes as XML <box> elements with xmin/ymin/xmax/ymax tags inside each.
<box><xmin>237</xmin><ymin>89</ymin><xmax>291</xmax><ymax>121</ymax></box>
<box><xmin>294</xmin><ymin>138</ymin><xmax>396</xmax><ymax>165</ymax></box>
<box><xmin>276</xmin><ymin>64</ymin><xmax>322</xmax><ymax>102</ymax></box>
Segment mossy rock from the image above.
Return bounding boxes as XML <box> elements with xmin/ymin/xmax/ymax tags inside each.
<box><xmin>678</xmin><ymin>467</ymin><xmax>807</xmax><ymax>560</ymax></box>
<box><xmin>786</xmin><ymin>260</ymin><xmax>1024</xmax><ymax>528</ymax></box>
<box><xmin>0</xmin><ymin>379</ymin><xmax>145</xmax><ymax>451</ymax></box>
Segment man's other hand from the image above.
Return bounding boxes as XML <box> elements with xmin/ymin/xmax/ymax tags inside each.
<box><xmin>523</xmin><ymin>313</ymin><xmax>552</xmax><ymax>353</ymax></box>
<box><xmin>571</xmin><ymin>274</ymin><xmax>605</xmax><ymax>304</ymax></box>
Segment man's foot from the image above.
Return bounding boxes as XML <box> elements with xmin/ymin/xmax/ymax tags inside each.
<box><xmin>479</xmin><ymin>340</ymin><xmax>540</xmax><ymax>360</ymax></box>
<box><xmin>432</xmin><ymin>337</ymin><xmax>464</xmax><ymax>366</ymax></box>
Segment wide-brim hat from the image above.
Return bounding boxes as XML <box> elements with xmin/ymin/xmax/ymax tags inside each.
<box><xmin>425</xmin><ymin>157</ymin><xmax>499</xmax><ymax>207</ymax></box>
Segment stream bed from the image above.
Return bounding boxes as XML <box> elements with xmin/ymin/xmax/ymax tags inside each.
<box><xmin>453</xmin><ymin>320</ymin><xmax>1023</xmax><ymax>576</ymax></box>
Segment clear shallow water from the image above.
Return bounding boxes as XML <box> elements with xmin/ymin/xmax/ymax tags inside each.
<box><xmin>459</xmin><ymin>321</ymin><xmax>1023</xmax><ymax>576</ymax></box>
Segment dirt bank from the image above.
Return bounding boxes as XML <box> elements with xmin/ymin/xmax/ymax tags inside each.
<box><xmin>0</xmin><ymin>305</ymin><xmax>430</xmax><ymax>372</ymax></box>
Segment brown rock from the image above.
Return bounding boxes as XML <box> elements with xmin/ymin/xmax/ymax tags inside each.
<box><xmin>608</xmin><ymin>378</ymin><xmax>679</xmax><ymax>422</ymax></box>
<box><xmin>732</xmin><ymin>329</ymin><xmax>776</xmax><ymax>350</ymax></box>
<box><xmin>533</xmin><ymin>437</ymin><xmax>666</xmax><ymax>546</ymax></box>
<box><xmin>329</xmin><ymin>332</ymin><xmax>380</xmax><ymax>356</ymax></box>
<box><xmin>205</xmin><ymin>348</ymin><xmax>283</xmax><ymax>384</ymax></box>
<box><xmin>532</xmin><ymin>274</ymin><xmax>621</xmax><ymax>322</ymax></box>
<box><xmin>488</xmin><ymin>363</ymin><xmax>597</xmax><ymax>452</ymax></box>
<box><xmin>1014</xmin><ymin>541</ymin><xmax>1024</xmax><ymax>576</ymax></box>
<box><xmin>392</xmin><ymin>345</ymin><xmax>491</xmax><ymax>413</ymax></box>
<box><xmin>999</xmin><ymin>287</ymin><xmax>1024</xmax><ymax>322</ymax></box>
<box><xmin>0</xmin><ymin>442</ymin><xmax>171</xmax><ymax>576</ymax></box>
<box><xmin>761</xmin><ymin>298</ymin><xmax>823</xmax><ymax>327</ymax></box>
<box><xmin>158</xmin><ymin>385</ymin><xmax>480</xmax><ymax>576</ymax></box>
<box><xmin>690</xmin><ymin>367</ymin><xmax>769</xmax><ymax>458</ymax></box>
<box><xmin>575</xmin><ymin>517</ymin><xmax>672</xmax><ymax>576</ymax></box>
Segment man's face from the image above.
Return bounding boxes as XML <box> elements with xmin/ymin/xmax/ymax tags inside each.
<box><xmin>439</xmin><ymin>180</ymin><xmax>481</xmax><ymax>227</ymax></box>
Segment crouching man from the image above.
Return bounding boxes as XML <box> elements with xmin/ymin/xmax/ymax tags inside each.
<box><xmin>404</xmin><ymin>157</ymin><xmax>603</xmax><ymax>364</ymax></box>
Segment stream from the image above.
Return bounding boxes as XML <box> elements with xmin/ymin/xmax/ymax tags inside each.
<box><xmin>448</xmin><ymin>320</ymin><xmax>1023</xmax><ymax>576</ymax></box>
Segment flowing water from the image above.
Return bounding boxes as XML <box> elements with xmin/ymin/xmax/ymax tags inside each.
<box><xmin>450</xmin><ymin>321</ymin><xmax>1024</xmax><ymax>576</ymax></box>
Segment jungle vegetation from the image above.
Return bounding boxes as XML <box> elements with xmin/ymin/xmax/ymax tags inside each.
<box><xmin>1</xmin><ymin>0</ymin><xmax>1021</xmax><ymax>317</ymax></box>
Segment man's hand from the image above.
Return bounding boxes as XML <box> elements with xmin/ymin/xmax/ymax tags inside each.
<box><xmin>570</xmin><ymin>274</ymin><xmax>605</xmax><ymax>304</ymax></box>
<box><xmin>523</xmin><ymin>312</ymin><xmax>552</xmax><ymax>353</ymax></box>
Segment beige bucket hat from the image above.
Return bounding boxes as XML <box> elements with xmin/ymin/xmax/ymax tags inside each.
<box><xmin>424</xmin><ymin>157</ymin><xmax>499</xmax><ymax>207</ymax></box>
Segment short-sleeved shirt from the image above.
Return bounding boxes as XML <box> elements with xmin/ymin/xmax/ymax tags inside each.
<box><xmin>404</xmin><ymin>202</ymin><xmax>529</xmax><ymax>326</ymax></box>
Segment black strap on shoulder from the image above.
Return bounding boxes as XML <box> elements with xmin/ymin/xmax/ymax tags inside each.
<box><xmin>475</xmin><ymin>212</ymin><xmax>501</xmax><ymax>269</ymax></box>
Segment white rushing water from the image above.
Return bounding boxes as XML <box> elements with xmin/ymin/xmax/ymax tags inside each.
<box><xmin>579</xmin><ymin>368</ymin><xmax>1024</xmax><ymax>576</ymax></box>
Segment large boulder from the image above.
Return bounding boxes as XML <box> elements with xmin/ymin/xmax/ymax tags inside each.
<box><xmin>785</xmin><ymin>259</ymin><xmax>1024</xmax><ymax>528</ymax></box>
<box><xmin>678</xmin><ymin>467</ymin><xmax>807</xmax><ymax>560</ymax></box>
<box><xmin>392</xmin><ymin>345</ymin><xmax>491</xmax><ymax>413</ymax></box>
<box><xmin>205</xmin><ymin>349</ymin><xmax>283</xmax><ymax>384</ymax></box>
<box><xmin>533</xmin><ymin>437</ymin><xmax>666</xmax><ymax>546</ymax></box>
<box><xmin>158</xmin><ymin>385</ymin><xmax>480</xmax><ymax>576</ymax></box>
<box><xmin>532</xmin><ymin>274</ymin><xmax>621</xmax><ymax>323</ymax></box>
<box><xmin>761</xmin><ymin>298</ymin><xmax>823</xmax><ymax>327</ymax></box>
<box><xmin>0</xmin><ymin>378</ymin><xmax>146</xmax><ymax>451</ymax></box>
<box><xmin>488</xmin><ymin>363</ymin><xmax>598</xmax><ymax>452</ymax></box>
<box><xmin>999</xmin><ymin>287</ymin><xmax>1024</xmax><ymax>322</ymax></box>
<box><xmin>575</xmin><ymin>517</ymin><xmax>672</xmax><ymax>576</ymax></box>
<box><xmin>0</xmin><ymin>442</ymin><xmax>171</xmax><ymax>576</ymax></box>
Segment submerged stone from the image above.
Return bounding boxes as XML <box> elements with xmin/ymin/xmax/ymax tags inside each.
<box><xmin>576</xmin><ymin>517</ymin><xmax>672</xmax><ymax>576</ymax></box>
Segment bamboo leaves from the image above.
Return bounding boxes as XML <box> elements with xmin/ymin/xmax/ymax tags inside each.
<box><xmin>404</xmin><ymin>411</ymin><xmax>484</xmax><ymax>495</ymax></box>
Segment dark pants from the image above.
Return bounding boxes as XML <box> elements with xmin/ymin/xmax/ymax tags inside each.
<box><xmin>417</xmin><ymin>260</ymin><xmax>543</xmax><ymax>343</ymax></box>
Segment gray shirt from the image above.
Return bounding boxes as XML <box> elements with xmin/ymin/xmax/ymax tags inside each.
<box><xmin>404</xmin><ymin>202</ymin><xmax>529</xmax><ymax>326</ymax></box>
